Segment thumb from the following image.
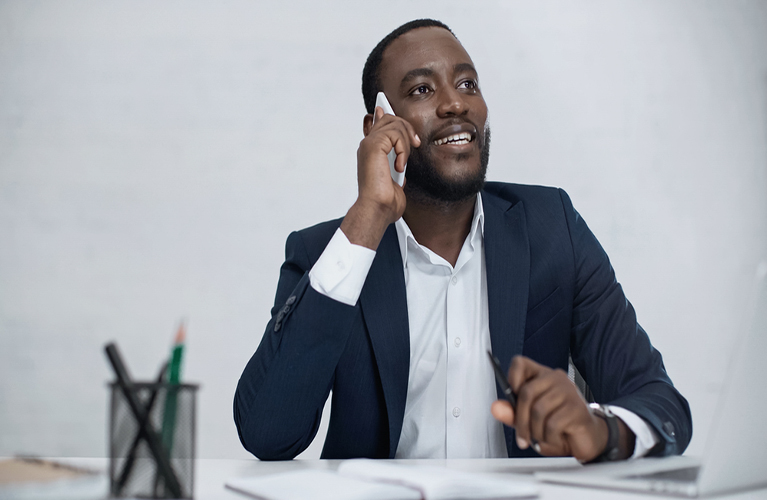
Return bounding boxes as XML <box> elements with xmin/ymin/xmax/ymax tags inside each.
<box><xmin>491</xmin><ymin>399</ymin><xmax>515</xmax><ymax>427</ymax></box>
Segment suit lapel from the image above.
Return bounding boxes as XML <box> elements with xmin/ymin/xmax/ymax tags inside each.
<box><xmin>483</xmin><ymin>191</ymin><xmax>530</xmax><ymax>376</ymax></box>
<box><xmin>358</xmin><ymin>224</ymin><xmax>410</xmax><ymax>458</ymax></box>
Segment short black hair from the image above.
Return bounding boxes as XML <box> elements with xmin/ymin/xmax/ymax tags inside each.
<box><xmin>362</xmin><ymin>19</ymin><xmax>456</xmax><ymax>114</ymax></box>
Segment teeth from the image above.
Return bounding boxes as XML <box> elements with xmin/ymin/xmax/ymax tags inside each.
<box><xmin>433</xmin><ymin>132</ymin><xmax>473</xmax><ymax>146</ymax></box>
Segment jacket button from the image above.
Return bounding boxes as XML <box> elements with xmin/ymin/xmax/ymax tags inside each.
<box><xmin>663</xmin><ymin>421</ymin><xmax>675</xmax><ymax>437</ymax></box>
<box><xmin>274</xmin><ymin>321</ymin><xmax>281</xmax><ymax>332</ymax></box>
<box><xmin>286</xmin><ymin>295</ymin><xmax>296</xmax><ymax>305</ymax></box>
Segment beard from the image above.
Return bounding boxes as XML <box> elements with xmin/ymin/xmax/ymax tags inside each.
<box><xmin>404</xmin><ymin>125</ymin><xmax>491</xmax><ymax>204</ymax></box>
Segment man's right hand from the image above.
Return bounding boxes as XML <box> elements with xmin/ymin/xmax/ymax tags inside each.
<box><xmin>340</xmin><ymin>107</ymin><xmax>420</xmax><ymax>250</ymax></box>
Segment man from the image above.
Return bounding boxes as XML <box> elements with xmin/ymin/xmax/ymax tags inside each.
<box><xmin>234</xmin><ymin>19</ymin><xmax>691</xmax><ymax>462</ymax></box>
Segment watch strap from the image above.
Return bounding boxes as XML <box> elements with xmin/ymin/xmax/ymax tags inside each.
<box><xmin>587</xmin><ymin>403</ymin><xmax>621</xmax><ymax>463</ymax></box>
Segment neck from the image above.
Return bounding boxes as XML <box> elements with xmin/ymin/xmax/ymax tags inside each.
<box><xmin>402</xmin><ymin>191</ymin><xmax>478</xmax><ymax>267</ymax></box>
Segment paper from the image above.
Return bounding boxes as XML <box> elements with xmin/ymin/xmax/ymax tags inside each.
<box><xmin>225</xmin><ymin>469</ymin><xmax>421</xmax><ymax>500</ymax></box>
<box><xmin>338</xmin><ymin>459</ymin><xmax>539</xmax><ymax>500</ymax></box>
<box><xmin>0</xmin><ymin>459</ymin><xmax>87</xmax><ymax>485</ymax></box>
<box><xmin>0</xmin><ymin>458</ymin><xmax>106</xmax><ymax>500</ymax></box>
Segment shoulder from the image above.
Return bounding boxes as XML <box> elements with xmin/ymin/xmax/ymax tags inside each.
<box><xmin>482</xmin><ymin>181</ymin><xmax>575</xmax><ymax>220</ymax></box>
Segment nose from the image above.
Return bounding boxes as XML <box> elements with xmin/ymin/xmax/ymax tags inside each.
<box><xmin>435</xmin><ymin>86</ymin><xmax>469</xmax><ymax>117</ymax></box>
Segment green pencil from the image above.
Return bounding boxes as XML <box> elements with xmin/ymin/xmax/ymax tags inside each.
<box><xmin>167</xmin><ymin>322</ymin><xmax>185</xmax><ymax>385</ymax></box>
<box><xmin>158</xmin><ymin>321</ymin><xmax>185</xmax><ymax>494</ymax></box>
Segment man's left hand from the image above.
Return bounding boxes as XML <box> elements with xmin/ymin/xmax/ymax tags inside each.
<box><xmin>490</xmin><ymin>355</ymin><xmax>633</xmax><ymax>462</ymax></box>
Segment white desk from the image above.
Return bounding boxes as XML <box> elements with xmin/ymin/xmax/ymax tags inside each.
<box><xmin>11</xmin><ymin>457</ymin><xmax>767</xmax><ymax>499</ymax></box>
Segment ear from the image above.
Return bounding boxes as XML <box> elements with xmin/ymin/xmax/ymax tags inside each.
<box><xmin>362</xmin><ymin>113</ymin><xmax>374</xmax><ymax>137</ymax></box>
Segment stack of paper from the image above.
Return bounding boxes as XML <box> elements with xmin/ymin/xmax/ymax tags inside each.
<box><xmin>225</xmin><ymin>460</ymin><xmax>538</xmax><ymax>500</ymax></box>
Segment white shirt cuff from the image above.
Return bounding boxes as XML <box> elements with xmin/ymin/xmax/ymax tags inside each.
<box><xmin>308</xmin><ymin>228</ymin><xmax>376</xmax><ymax>306</ymax></box>
<box><xmin>607</xmin><ymin>405</ymin><xmax>660</xmax><ymax>458</ymax></box>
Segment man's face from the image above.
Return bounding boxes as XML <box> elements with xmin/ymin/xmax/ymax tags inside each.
<box><xmin>378</xmin><ymin>27</ymin><xmax>490</xmax><ymax>203</ymax></box>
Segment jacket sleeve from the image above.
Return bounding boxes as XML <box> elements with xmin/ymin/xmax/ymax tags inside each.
<box><xmin>233</xmin><ymin>229</ymin><xmax>363</xmax><ymax>460</ymax></box>
<box><xmin>560</xmin><ymin>188</ymin><xmax>693</xmax><ymax>456</ymax></box>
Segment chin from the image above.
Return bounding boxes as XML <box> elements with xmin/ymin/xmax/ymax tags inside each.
<box><xmin>405</xmin><ymin>126</ymin><xmax>491</xmax><ymax>204</ymax></box>
<box><xmin>405</xmin><ymin>160</ymin><xmax>486</xmax><ymax>204</ymax></box>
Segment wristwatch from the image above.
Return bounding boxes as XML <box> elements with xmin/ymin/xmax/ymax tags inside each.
<box><xmin>587</xmin><ymin>402</ymin><xmax>621</xmax><ymax>463</ymax></box>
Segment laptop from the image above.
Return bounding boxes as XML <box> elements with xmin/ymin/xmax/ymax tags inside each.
<box><xmin>536</xmin><ymin>262</ymin><xmax>767</xmax><ymax>497</ymax></box>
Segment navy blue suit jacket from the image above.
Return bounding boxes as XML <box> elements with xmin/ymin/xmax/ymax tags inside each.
<box><xmin>234</xmin><ymin>183</ymin><xmax>692</xmax><ymax>460</ymax></box>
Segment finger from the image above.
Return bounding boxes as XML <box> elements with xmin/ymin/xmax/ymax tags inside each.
<box><xmin>507</xmin><ymin>355</ymin><xmax>545</xmax><ymax>394</ymax></box>
<box><xmin>490</xmin><ymin>400</ymin><xmax>515</xmax><ymax>427</ymax></box>
<box><xmin>531</xmin><ymin>435</ymin><xmax>569</xmax><ymax>457</ymax></box>
<box><xmin>513</xmin><ymin>370</ymin><xmax>557</xmax><ymax>449</ymax></box>
<box><xmin>362</xmin><ymin>126</ymin><xmax>406</xmax><ymax>177</ymax></box>
<box><xmin>539</xmin><ymin>402</ymin><xmax>574</xmax><ymax>456</ymax></box>
<box><xmin>389</xmin><ymin>125</ymin><xmax>414</xmax><ymax>173</ymax></box>
<box><xmin>506</xmin><ymin>356</ymin><xmax>549</xmax><ymax>448</ymax></box>
<box><xmin>379</xmin><ymin>116</ymin><xmax>420</xmax><ymax>168</ymax></box>
<box><xmin>529</xmin><ymin>384</ymin><xmax>567</xmax><ymax>448</ymax></box>
<box><xmin>379</xmin><ymin>113</ymin><xmax>419</xmax><ymax>148</ymax></box>
<box><xmin>374</xmin><ymin>106</ymin><xmax>385</xmax><ymax>122</ymax></box>
<box><xmin>400</xmin><ymin>118</ymin><xmax>420</xmax><ymax>147</ymax></box>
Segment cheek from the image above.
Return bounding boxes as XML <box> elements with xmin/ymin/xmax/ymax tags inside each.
<box><xmin>474</xmin><ymin>105</ymin><xmax>489</xmax><ymax>127</ymax></box>
<box><xmin>401</xmin><ymin>112</ymin><xmax>432</xmax><ymax>140</ymax></box>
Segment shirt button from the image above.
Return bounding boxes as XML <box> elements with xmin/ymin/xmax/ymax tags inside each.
<box><xmin>454</xmin><ymin>337</ymin><xmax>461</xmax><ymax>347</ymax></box>
<box><xmin>337</xmin><ymin>260</ymin><xmax>346</xmax><ymax>270</ymax></box>
<box><xmin>451</xmin><ymin>276</ymin><xmax>458</xmax><ymax>285</ymax></box>
<box><xmin>452</xmin><ymin>407</ymin><xmax>461</xmax><ymax>418</ymax></box>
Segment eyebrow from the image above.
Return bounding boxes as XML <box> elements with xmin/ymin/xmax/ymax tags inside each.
<box><xmin>453</xmin><ymin>62</ymin><xmax>477</xmax><ymax>76</ymax></box>
<box><xmin>400</xmin><ymin>68</ymin><xmax>434</xmax><ymax>88</ymax></box>
<box><xmin>399</xmin><ymin>63</ymin><xmax>478</xmax><ymax>88</ymax></box>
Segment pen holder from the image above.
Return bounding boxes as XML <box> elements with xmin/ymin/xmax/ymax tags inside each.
<box><xmin>108</xmin><ymin>382</ymin><xmax>198</xmax><ymax>499</ymax></box>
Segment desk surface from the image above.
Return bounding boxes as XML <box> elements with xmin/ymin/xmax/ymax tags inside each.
<box><xmin>7</xmin><ymin>457</ymin><xmax>767</xmax><ymax>500</ymax></box>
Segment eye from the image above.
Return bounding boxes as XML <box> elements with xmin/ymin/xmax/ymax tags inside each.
<box><xmin>459</xmin><ymin>80</ymin><xmax>478</xmax><ymax>90</ymax></box>
<box><xmin>411</xmin><ymin>85</ymin><xmax>431</xmax><ymax>95</ymax></box>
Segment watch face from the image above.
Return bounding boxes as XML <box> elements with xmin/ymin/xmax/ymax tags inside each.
<box><xmin>588</xmin><ymin>402</ymin><xmax>614</xmax><ymax>418</ymax></box>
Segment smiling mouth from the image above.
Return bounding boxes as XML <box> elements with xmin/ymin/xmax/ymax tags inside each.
<box><xmin>433</xmin><ymin>132</ymin><xmax>475</xmax><ymax>146</ymax></box>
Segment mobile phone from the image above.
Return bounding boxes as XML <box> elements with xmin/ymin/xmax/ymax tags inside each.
<box><xmin>487</xmin><ymin>350</ymin><xmax>517</xmax><ymax>409</ymax></box>
<box><xmin>372</xmin><ymin>91</ymin><xmax>406</xmax><ymax>186</ymax></box>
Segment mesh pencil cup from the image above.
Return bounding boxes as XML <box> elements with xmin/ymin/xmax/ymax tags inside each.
<box><xmin>108</xmin><ymin>382</ymin><xmax>198</xmax><ymax>499</ymax></box>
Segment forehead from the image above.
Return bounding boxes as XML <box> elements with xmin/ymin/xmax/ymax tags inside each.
<box><xmin>379</xmin><ymin>27</ymin><xmax>475</xmax><ymax>88</ymax></box>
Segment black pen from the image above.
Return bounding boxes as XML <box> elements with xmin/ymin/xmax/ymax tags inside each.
<box><xmin>487</xmin><ymin>350</ymin><xmax>542</xmax><ymax>452</ymax></box>
<box><xmin>487</xmin><ymin>350</ymin><xmax>517</xmax><ymax>409</ymax></box>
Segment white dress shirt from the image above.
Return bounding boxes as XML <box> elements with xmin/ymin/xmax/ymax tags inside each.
<box><xmin>308</xmin><ymin>194</ymin><xmax>658</xmax><ymax>458</ymax></box>
<box><xmin>391</xmin><ymin>195</ymin><xmax>507</xmax><ymax>458</ymax></box>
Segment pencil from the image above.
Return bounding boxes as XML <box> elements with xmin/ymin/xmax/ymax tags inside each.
<box><xmin>157</xmin><ymin>321</ymin><xmax>185</xmax><ymax>496</ymax></box>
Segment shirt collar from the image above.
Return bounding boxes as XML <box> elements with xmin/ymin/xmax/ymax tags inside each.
<box><xmin>395</xmin><ymin>192</ymin><xmax>485</xmax><ymax>268</ymax></box>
